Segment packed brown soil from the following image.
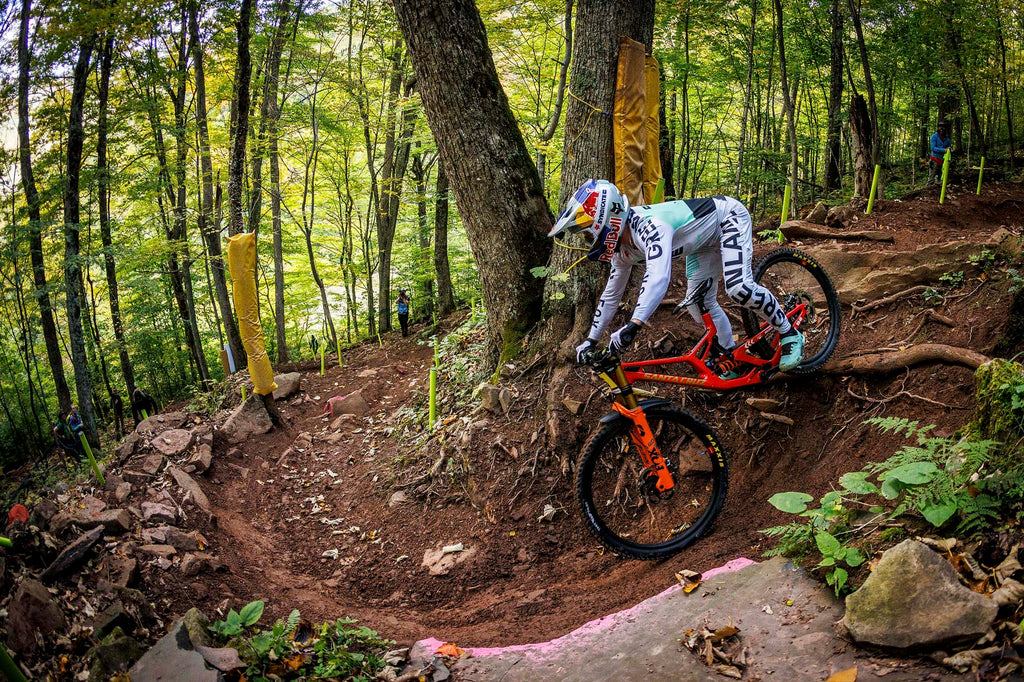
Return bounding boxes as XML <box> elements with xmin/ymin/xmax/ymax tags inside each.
<box><xmin>154</xmin><ymin>181</ymin><xmax>1022</xmax><ymax>649</ymax></box>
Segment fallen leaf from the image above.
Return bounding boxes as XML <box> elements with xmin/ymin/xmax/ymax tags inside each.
<box><xmin>826</xmin><ymin>667</ymin><xmax>857</xmax><ymax>682</ymax></box>
<box><xmin>435</xmin><ymin>642</ymin><xmax>466</xmax><ymax>658</ymax></box>
<box><xmin>710</xmin><ymin>625</ymin><xmax>740</xmax><ymax>643</ymax></box>
<box><xmin>712</xmin><ymin>664</ymin><xmax>743</xmax><ymax>679</ymax></box>
<box><xmin>762</xmin><ymin>604</ymin><xmax>773</xmax><ymax>614</ymax></box>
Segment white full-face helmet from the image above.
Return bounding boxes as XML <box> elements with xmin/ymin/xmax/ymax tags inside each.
<box><xmin>549</xmin><ymin>179</ymin><xmax>630</xmax><ymax>262</ymax></box>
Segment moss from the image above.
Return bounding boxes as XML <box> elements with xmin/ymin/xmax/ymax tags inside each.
<box><xmin>964</xmin><ymin>359</ymin><xmax>1024</xmax><ymax>471</ymax></box>
<box><xmin>498</xmin><ymin>320</ymin><xmax>528</xmax><ymax>365</ymax></box>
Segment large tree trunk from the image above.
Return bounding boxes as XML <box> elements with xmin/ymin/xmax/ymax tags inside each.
<box><xmin>849</xmin><ymin>93</ymin><xmax>873</xmax><ymax>197</ymax></box>
<box><xmin>393</xmin><ymin>0</ymin><xmax>553</xmax><ymax>367</ymax></box>
<box><xmin>190</xmin><ymin>0</ymin><xmax>246</xmax><ymax>369</ymax></box>
<box><xmin>540</xmin><ymin>0</ymin><xmax>655</xmax><ymax>358</ymax></box>
<box><xmin>97</xmin><ymin>34</ymin><xmax>136</xmax><ymax>400</ymax></box>
<box><xmin>824</xmin><ymin>0</ymin><xmax>843</xmax><ymax>192</ymax></box>
<box><xmin>64</xmin><ymin>34</ymin><xmax>100</xmax><ymax>447</ymax></box>
<box><xmin>18</xmin><ymin>0</ymin><xmax>72</xmax><ymax>415</ymax></box>
<box><xmin>227</xmin><ymin>0</ymin><xmax>253</xmax><ymax>239</ymax></box>
<box><xmin>434</xmin><ymin>161</ymin><xmax>455</xmax><ymax>316</ymax></box>
<box><xmin>997</xmin><ymin>16</ymin><xmax>1015</xmax><ymax>173</ymax></box>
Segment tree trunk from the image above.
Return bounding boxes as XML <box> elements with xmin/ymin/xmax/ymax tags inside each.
<box><xmin>659</xmin><ymin>67</ymin><xmax>675</xmax><ymax>199</ymax></box>
<box><xmin>540</xmin><ymin>0</ymin><xmax>655</xmax><ymax>358</ymax></box>
<box><xmin>996</xmin><ymin>15</ymin><xmax>1015</xmax><ymax>172</ymax></box>
<box><xmin>735</xmin><ymin>0</ymin><xmax>757</xmax><ymax>196</ymax></box>
<box><xmin>412</xmin><ymin>152</ymin><xmax>434</xmax><ymax>322</ymax></box>
<box><xmin>393</xmin><ymin>0</ymin><xmax>553</xmax><ymax>366</ymax></box>
<box><xmin>18</xmin><ymin>0</ymin><xmax>72</xmax><ymax>415</ymax></box>
<box><xmin>64</xmin><ymin>33</ymin><xmax>100</xmax><ymax>447</ymax></box>
<box><xmin>228</xmin><ymin>0</ymin><xmax>254</xmax><ymax>238</ymax></box>
<box><xmin>190</xmin><ymin>0</ymin><xmax>246</xmax><ymax>369</ymax></box>
<box><xmin>537</xmin><ymin>0</ymin><xmax>574</xmax><ymax>192</ymax></box>
<box><xmin>774</xmin><ymin>0</ymin><xmax>798</xmax><ymax>217</ymax></box>
<box><xmin>434</xmin><ymin>161</ymin><xmax>455</xmax><ymax>316</ymax></box>
<box><xmin>97</xmin><ymin>34</ymin><xmax>136</xmax><ymax>400</ymax></box>
<box><xmin>848</xmin><ymin>0</ymin><xmax>881</xmax><ymax>194</ymax></box>
<box><xmin>849</xmin><ymin>93</ymin><xmax>873</xmax><ymax>197</ymax></box>
<box><xmin>824</xmin><ymin>0</ymin><xmax>843</xmax><ymax>191</ymax></box>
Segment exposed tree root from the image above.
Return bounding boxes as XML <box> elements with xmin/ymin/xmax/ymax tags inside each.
<box><xmin>852</xmin><ymin>285</ymin><xmax>931</xmax><ymax>314</ymax></box>
<box><xmin>823</xmin><ymin>343</ymin><xmax>990</xmax><ymax>375</ymax></box>
<box><xmin>780</xmin><ymin>220</ymin><xmax>894</xmax><ymax>242</ymax></box>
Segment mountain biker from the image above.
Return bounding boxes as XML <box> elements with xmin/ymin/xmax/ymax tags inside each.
<box><xmin>549</xmin><ymin>179</ymin><xmax>803</xmax><ymax>373</ymax></box>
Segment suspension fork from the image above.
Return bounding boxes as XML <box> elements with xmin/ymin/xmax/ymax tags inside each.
<box><xmin>598</xmin><ymin>364</ymin><xmax>675</xmax><ymax>493</ymax></box>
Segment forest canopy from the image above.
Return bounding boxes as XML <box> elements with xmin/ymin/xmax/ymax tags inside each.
<box><xmin>0</xmin><ymin>0</ymin><xmax>1020</xmax><ymax>466</ymax></box>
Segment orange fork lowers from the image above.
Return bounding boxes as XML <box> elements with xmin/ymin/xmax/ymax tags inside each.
<box><xmin>598</xmin><ymin>361</ymin><xmax>675</xmax><ymax>493</ymax></box>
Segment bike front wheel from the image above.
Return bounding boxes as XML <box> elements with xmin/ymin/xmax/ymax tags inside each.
<box><xmin>576</xmin><ymin>405</ymin><xmax>729</xmax><ymax>560</ymax></box>
<box><xmin>742</xmin><ymin>247</ymin><xmax>842</xmax><ymax>373</ymax></box>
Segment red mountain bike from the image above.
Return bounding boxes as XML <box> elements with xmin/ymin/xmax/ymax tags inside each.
<box><xmin>576</xmin><ymin>248</ymin><xmax>841</xmax><ymax>559</ymax></box>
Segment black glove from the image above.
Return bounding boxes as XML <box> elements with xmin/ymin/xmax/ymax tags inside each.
<box><xmin>609</xmin><ymin>322</ymin><xmax>641</xmax><ymax>353</ymax></box>
<box><xmin>575</xmin><ymin>338</ymin><xmax>597</xmax><ymax>365</ymax></box>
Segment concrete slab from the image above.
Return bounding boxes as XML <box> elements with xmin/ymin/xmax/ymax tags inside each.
<box><xmin>411</xmin><ymin>557</ymin><xmax>956</xmax><ymax>681</ymax></box>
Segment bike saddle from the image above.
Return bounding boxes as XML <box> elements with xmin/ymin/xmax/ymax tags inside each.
<box><xmin>674</xmin><ymin>277</ymin><xmax>716</xmax><ymax>316</ymax></box>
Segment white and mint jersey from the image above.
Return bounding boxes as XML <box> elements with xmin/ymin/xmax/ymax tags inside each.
<box><xmin>589</xmin><ymin>196</ymin><xmax>734</xmax><ymax>340</ymax></box>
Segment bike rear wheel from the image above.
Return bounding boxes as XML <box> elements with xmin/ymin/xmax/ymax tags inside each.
<box><xmin>576</xmin><ymin>405</ymin><xmax>728</xmax><ymax>560</ymax></box>
<box><xmin>742</xmin><ymin>248</ymin><xmax>842</xmax><ymax>373</ymax></box>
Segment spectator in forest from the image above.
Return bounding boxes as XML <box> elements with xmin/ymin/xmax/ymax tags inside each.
<box><xmin>110</xmin><ymin>391</ymin><xmax>125</xmax><ymax>439</ymax></box>
<box><xmin>131</xmin><ymin>387</ymin><xmax>158</xmax><ymax>425</ymax></box>
<box><xmin>52</xmin><ymin>412</ymin><xmax>81</xmax><ymax>460</ymax></box>
<box><xmin>397</xmin><ymin>289</ymin><xmax>411</xmax><ymax>337</ymax></box>
<box><xmin>67</xmin><ymin>405</ymin><xmax>83</xmax><ymax>436</ymax></box>
<box><xmin>928</xmin><ymin>120</ymin><xmax>952</xmax><ymax>185</ymax></box>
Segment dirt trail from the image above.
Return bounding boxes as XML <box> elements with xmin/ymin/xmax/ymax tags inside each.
<box><xmin>158</xmin><ymin>182</ymin><xmax>1020</xmax><ymax>651</ymax></box>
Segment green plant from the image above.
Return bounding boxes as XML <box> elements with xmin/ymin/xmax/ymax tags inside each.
<box><xmin>939</xmin><ymin>270</ymin><xmax>966</xmax><ymax>288</ymax></box>
<box><xmin>763</xmin><ymin>418</ymin><xmax>1006</xmax><ymax>594</ymax></box>
<box><xmin>757</xmin><ymin>227</ymin><xmax>785</xmax><ymax>243</ymax></box>
<box><xmin>210</xmin><ymin>600</ymin><xmax>265</xmax><ymax>637</ymax></box>
<box><xmin>1006</xmin><ymin>268</ymin><xmax>1024</xmax><ymax>295</ymax></box>
<box><xmin>968</xmin><ymin>248</ymin><xmax>997</xmax><ymax>274</ymax></box>
<box><xmin>224</xmin><ymin>609</ymin><xmax>392</xmax><ymax>681</ymax></box>
<box><xmin>923</xmin><ymin>287</ymin><xmax>945</xmax><ymax>306</ymax></box>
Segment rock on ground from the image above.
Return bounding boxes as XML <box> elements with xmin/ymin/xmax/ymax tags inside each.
<box><xmin>151</xmin><ymin>429</ymin><xmax>194</xmax><ymax>458</ymax></box>
<box><xmin>805</xmin><ymin>201</ymin><xmax>828</xmax><ymax>224</ymax></box>
<box><xmin>272</xmin><ymin>372</ymin><xmax>303</xmax><ymax>400</ymax></box>
<box><xmin>479</xmin><ymin>384</ymin><xmax>511</xmax><ymax>414</ymax></box>
<box><xmin>408</xmin><ymin>557</ymin><xmax>957</xmax><ymax>681</ymax></box>
<box><xmin>128</xmin><ymin>619</ymin><xmax>219</xmax><ymax>681</ymax></box>
<box><xmin>167</xmin><ymin>466</ymin><xmax>212</xmax><ymax>513</ymax></box>
<box><xmin>141</xmin><ymin>502</ymin><xmax>179</xmax><ymax>525</ymax></box>
<box><xmin>843</xmin><ymin>539</ymin><xmax>997</xmax><ymax>649</ymax></box>
<box><xmin>40</xmin><ymin>526</ymin><xmax>105</xmax><ymax>583</ymax></box>
<box><xmin>221</xmin><ymin>397</ymin><xmax>273</xmax><ymax>443</ymax></box>
<box><xmin>325</xmin><ymin>390</ymin><xmax>370</xmax><ymax>418</ymax></box>
<box><xmin>136</xmin><ymin>412</ymin><xmax>188</xmax><ymax>437</ymax></box>
<box><xmin>7</xmin><ymin>578</ymin><xmax>66</xmax><ymax>653</ymax></box>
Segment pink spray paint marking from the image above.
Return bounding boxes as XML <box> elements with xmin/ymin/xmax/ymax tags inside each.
<box><xmin>415</xmin><ymin>556</ymin><xmax>757</xmax><ymax>663</ymax></box>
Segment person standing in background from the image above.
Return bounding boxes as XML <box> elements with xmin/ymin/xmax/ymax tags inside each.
<box><xmin>397</xmin><ymin>290</ymin><xmax>411</xmax><ymax>337</ymax></box>
<box><xmin>928</xmin><ymin>120</ymin><xmax>952</xmax><ymax>184</ymax></box>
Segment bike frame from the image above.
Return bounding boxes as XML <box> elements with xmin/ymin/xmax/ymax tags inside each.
<box><xmin>621</xmin><ymin>303</ymin><xmax>809</xmax><ymax>391</ymax></box>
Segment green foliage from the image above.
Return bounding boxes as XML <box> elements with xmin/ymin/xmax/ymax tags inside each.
<box><xmin>939</xmin><ymin>271</ymin><xmax>966</xmax><ymax>288</ymax></box>
<box><xmin>213</xmin><ymin>606</ymin><xmax>392</xmax><ymax>682</ymax></box>
<box><xmin>757</xmin><ymin>228</ymin><xmax>785</xmax><ymax>243</ymax></box>
<box><xmin>1006</xmin><ymin>269</ymin><xmax>1024</xmax><ymax>295</ymax></box>
<box><xmin>210</xmin><ymin>600</ymin><xmax>265</xmax><ymax>637</ymax></box>
<box><xmin>923</xmin><ymin>287</ymin><xmax>945</xmax><ymax>306</ymax></box>
<box><xmin>763</xmin><ymin>417</ymin><xmax>1014</xmax><ymax>593</ymax></box>
<box><xmin>968</xmin><ymin>248</ymin><xmax>997</xmax><ymax>274</ymax></box>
